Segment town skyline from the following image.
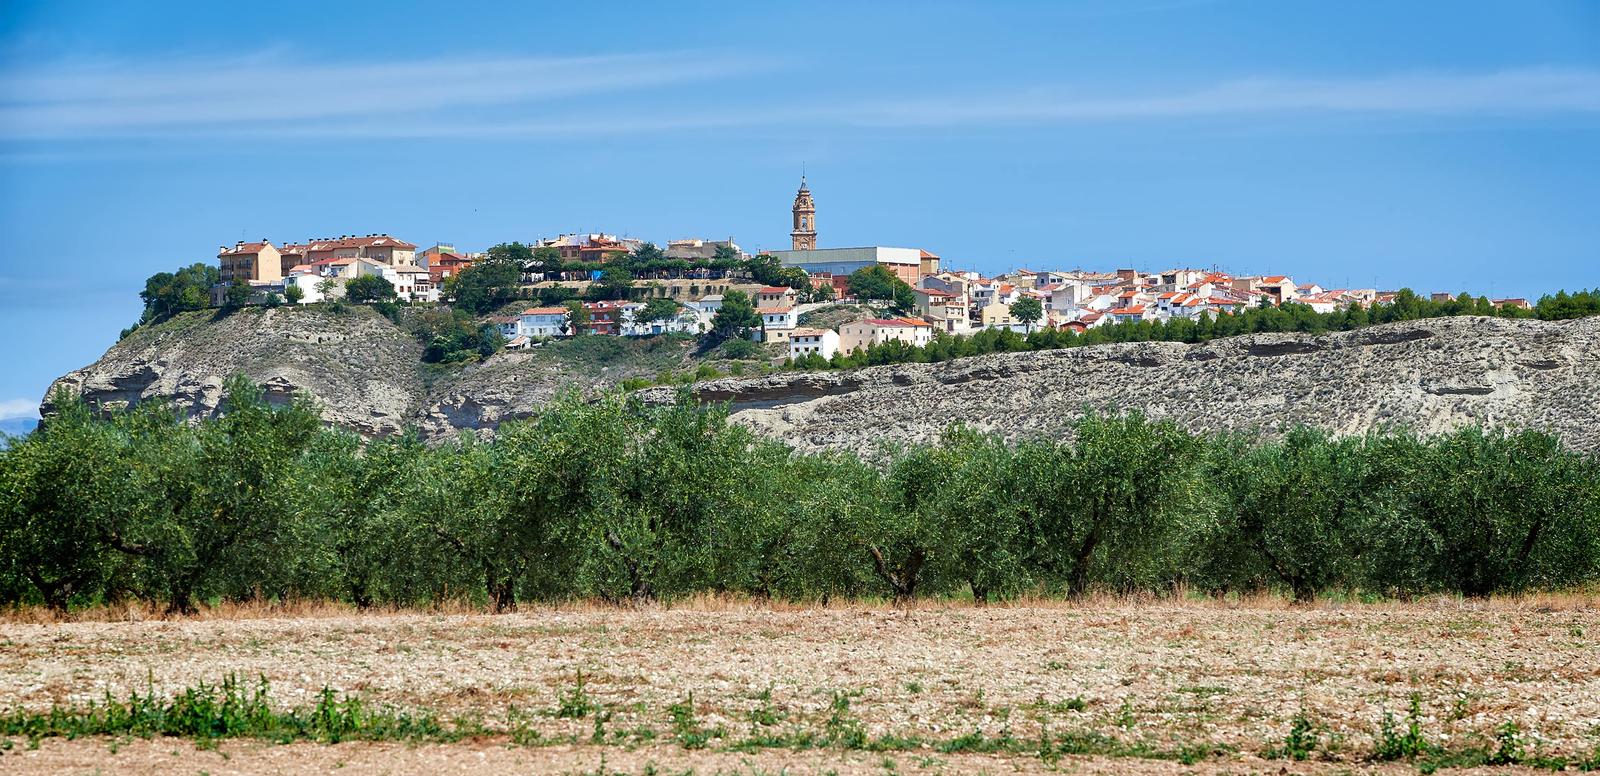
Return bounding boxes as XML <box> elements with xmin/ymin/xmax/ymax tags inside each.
<box><xmin>3</xmin><ymin>1</ymin><xmax>1598</xmax><ymax>415</ymax></box>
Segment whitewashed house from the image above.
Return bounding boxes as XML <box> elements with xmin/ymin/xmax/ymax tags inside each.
<box><xmin>839</xmin><ymin>318</ymin><xmax>934</xmax><ymax>353</ymax></box>
<box><xmin>756</xmin><ymin>306</ymin><xmax>798</xmax><ymax>343</ymax></box>
<box><xmin>518</xmin><ymin>306</ymin><xmax>570</xmax><ymax>338</ymax></box>
<box><xmin>788</xmin><ymin>328</ymin><xmax>841</xmax><ymax>361</ymax></box>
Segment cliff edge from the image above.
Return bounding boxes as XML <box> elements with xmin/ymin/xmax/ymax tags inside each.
<box><xmin>637</xmin><ymin>315</ymin><xmax>1600</xmax><ymax>454</ymax></box>
<box><xmin>45</xmin><ymin>312</ymin><xmax>1600</xmax><ymax>451</ymax></box>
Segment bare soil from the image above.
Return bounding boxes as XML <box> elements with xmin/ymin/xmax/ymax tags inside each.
<box><xmin>3</xmin><ymin>598</ymin><xmax>1598</xmax><ymax>774</ymax></box>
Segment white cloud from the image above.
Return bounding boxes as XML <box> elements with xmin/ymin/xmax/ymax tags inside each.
<box><xmin>0</xmin><ymin>51</ymin><xmax>755</xmax><ymax>139</ymax></box>
<box><xmin>0</xmin><ymin>399</ymin><xmax>40</xmax><ymax>421</ymax></box>
<box><xmin>840</xmin><ymin>68</ymin><xmax>1600</xmax><ymax>127</ymax></box>
<box><xmin>2</xmin><ymin>56</ymin><xmax>1596</xmax><ymax>140</ymax></box>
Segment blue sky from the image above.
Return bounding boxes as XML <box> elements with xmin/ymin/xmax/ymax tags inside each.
<box><xmin>1</xmin><ymin>0</ymin><xmax>1598</xmax><ymax>415</ymax></box>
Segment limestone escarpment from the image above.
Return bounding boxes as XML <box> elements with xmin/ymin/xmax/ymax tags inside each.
<box><xmin>635</xmin><ymin>316</ymin><xmax>1600</xmax><ymax>454</ymax></box>
<box><xmin>44</xmin><ymin>308</ymin><xmax>701</xmax><ymax>439</ymax></box>
<box><xmin>46</xmin><ymin>313</ymin><xmax>1600</xmax><ymax>451</ymax></box>
<box><xmin>44</xmin><ymin>307</ymin><xmax>427</xmax><ymax>437</ymax></box>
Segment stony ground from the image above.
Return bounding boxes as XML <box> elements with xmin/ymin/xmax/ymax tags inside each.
<box><xmin>2</xmin><ymin>598</ymin><xmax>1597</xmax><ymax>774</ymax></box>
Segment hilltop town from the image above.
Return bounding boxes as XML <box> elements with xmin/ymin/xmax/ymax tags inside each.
<box><xmin>196</xmin><ymin>178</ymin><xmax>1539</xmax><ymax>367</ymax></box>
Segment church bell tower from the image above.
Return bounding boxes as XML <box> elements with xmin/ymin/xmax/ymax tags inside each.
<box><xmin>790</xmin><ymin>176</ymin><xmax>816</xmax><ymax>251</ymax></box>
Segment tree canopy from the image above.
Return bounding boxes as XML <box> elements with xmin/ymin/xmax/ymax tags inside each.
<box><xmin>5</xmin><ymin>387</ymin><xmax>1597</xmax><ymax>613</ymax></box>
<box><xmin>710</xmin><ymin>290</ymin><xmax>761</xmax><ymax>339</ymax></box>
<box><xmin>847</xmin><ymin>265</ymin><xmax>915</xmax><ymax>312</ymax></box>
<box><xmin>1009</xmin><ymin>297</ymin><xmax>1043</xmax><ymax>326</ymax></box>
<box><xmin>447</xmin><ymin>247</ymin><xmax>524</xmax><ymax>315</ymax></box>
<box><xmin>140</xmin><ymin>263</ymin><xmax>220</xmax><ymax>322</ymax></box>
<box><xmin>343</xmin><ymin>274</ymin><xmax>397</xmax><ymax>304</ymax></box>
<box><xmin>638</xmin><ymin>297</ymin><xmax>681</xmax><ymax>325</ymax></box>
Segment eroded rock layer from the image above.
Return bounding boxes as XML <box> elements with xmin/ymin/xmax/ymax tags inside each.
<box><xmin>636</xmin><ymin>316</ymin><xmax>1600</xmax><ymax>454</ymax></box>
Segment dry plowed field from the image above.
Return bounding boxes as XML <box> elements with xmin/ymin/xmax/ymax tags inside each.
<box><xmin>3</xmin><ymin>599</ymin><xmax>1598</xmax><ymax>774</ymax></box>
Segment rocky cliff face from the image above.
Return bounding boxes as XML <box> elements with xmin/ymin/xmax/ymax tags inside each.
<box><xmin>44</xmin><ymin>307</ymin><xmax>700</xmax><ymax>439</ymax></box>
<box><xmin>45</xmin><ymin>307</ymin><xmax>428</xmax><ymax>437</ymax></box>
<box><xmin>47</xmin><ymin>312</ymin><xmax>1600</xmax><ymax>451</ymax></box>
<box><xmin>636</xmin><ymin>316</ymin><xmax>1600</xmax><ymax>454</ymax></box>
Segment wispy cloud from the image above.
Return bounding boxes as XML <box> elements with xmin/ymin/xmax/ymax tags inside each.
<box><xmin>0</xmin><ymin>398</ymin><xmax>40</xmax><ymax>421</ymax></box>
<box><xmin>2</xmin><ymin>55</ymin><xmax>1596</xmax><ymax>141</ymax></box>
<box><xmin>842</xmin><ymin>69</ymin><xmax>1600</xmax><ymax>127</ymax></box>
<box><xmin>0</xmin><ymin>51</ymin><xmax>756</xmax><ymax>139</ymax></box>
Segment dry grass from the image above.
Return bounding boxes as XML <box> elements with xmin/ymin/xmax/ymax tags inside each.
<box><xmin>5</xmin><ymin>588</ymin><xmax>1597</xmax><ymax>624</ymax></box>
<box><xmin>2</xmin><ymin>598</ymin><xmax>1598</xmax><ymax>774</ymax></box>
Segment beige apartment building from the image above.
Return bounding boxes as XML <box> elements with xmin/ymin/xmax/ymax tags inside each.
<box><xmin>285</xmin><ymin>234</ymin><xmax>418</xmax><ymax>266</ymax></box>
<box><xmin>218</xmin><ymin>240</ymin><xmax>283</xmax><ymax>284</ymax></box>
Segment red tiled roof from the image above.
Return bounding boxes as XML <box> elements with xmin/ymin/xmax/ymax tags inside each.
<box><xmin>759</xmin><ymin>286</ymin><xmax>792</xmax><ymax>294</ymax></box>
<box><xmin>1109</xmin><ymin>306</ymin><xmax>1147</xmax><ymax>315</ymax></box>
<box><xmin>522</xmin><ymin>307</ymin><xmax>568</xmax><ymax>315</ymax></box>
<box><xmin>758</xmin><ymin>306</ymin><xmax>794</xmax><ymax>314</ymax></box>
<box><xmin>300</xmin><ymin>235</ymin><xmax>418</xmax><ymax>251</ymax></box>
<box><xmin>219</xmin><ymin>241</ymin><xmax>273</xmax><ymax>256</ymax></box>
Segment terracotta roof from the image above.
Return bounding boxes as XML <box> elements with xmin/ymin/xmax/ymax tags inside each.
<box><xmin>758</xmin><ymin>286</ymin><xmax>793</xmax><ymax>294</ymax></box>
<box><xmin>522</xmin><ymin>307</ymin><xmax>568</xmax><ymax>316</ymax></box>
<box><xmin>1109</xmin><ymin>306</ymin><xmax>1147</xmax><ymax>315</ymax></box>
<box><xmin>789</xmin><ymin>327</ymin><xmax>833</xmax><ymax>337</ymax></box>
<box><xmin>916</xmin><ymin>288</ymin><xmax>953</xmax><ymax>297</ymax></box>
<box><xmin>300</xmin><ymin>235</ymin><xmax>418</xmax><ymax>251</ymax></box>
<box><xmin>1262</xmin><ymin>275</ymin><xmax>1289</xmax><ymax>284</ymax></box>
<box><xmin>919</xmin><ymin>249</ymin><xmax>940</xmax><ymax>259</ymax></box>
<box><xmin>758</xmin><ymin>306</ymin><xmax>794</xmax><ymax>314</ymax></box>
<box><xmin>219</xmin><ymin>241</ymin><xmax>273</xmax><ymax>256</ymax></box>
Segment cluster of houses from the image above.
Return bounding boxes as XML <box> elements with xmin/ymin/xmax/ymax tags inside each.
<box><xmin>217</xmin><ymin>235</ymin><xmax>476</xmax><ymax>305</ymax></box>
<box><xmin>212</xmin><ymin>230</ymin><xmax>1533</xmax><ymax>364</ymax></box>
<box><xmin>211</xmin><ymin>182</ymin><xmax>1531</xmax><ymax>363</ymax></box>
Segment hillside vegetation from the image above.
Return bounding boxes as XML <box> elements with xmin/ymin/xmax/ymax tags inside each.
<box><xmin>6</xmin><ymin>379</ymin><xmax>1597</xmax><ymax>613</ymax></box>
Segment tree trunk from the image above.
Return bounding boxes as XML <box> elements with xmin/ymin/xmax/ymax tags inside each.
<box><xmin>867</xmin><ymin>546</ymin><xmax>924</xmax><ymax>604</ymax></box>
<box><xmin>1067</xmin><ymin>518</ymin><xmax>1107</xmax><ymax>599</ymax></box>
<box><xmin>1291</xmin><ymin>579</ymin><xmax>1316</xmax><ymax>605</ymax></box>
<box><xmin>167</xmin><ymin>584</ymin><xmax>198</xmax><ymax>616</ymax></box>
<box><xmin>605</xmin><ymin>531</ymin><xmax>653</xmax><ymax>603</ymax></box>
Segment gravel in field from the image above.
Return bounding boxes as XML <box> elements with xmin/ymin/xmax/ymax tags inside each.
<box><xmin>2</xmin><ymin>601</ymin><xmax>1597</xmax><ymax>773</ymax></box>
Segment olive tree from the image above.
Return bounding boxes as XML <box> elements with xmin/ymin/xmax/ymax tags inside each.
<box><xmin>1014</xmin><ymin>411</ymin><xmax>1204</xmax><ymax>597</ymax></box>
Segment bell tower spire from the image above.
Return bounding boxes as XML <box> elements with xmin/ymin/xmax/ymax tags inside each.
<box><xmin>790</xmin><ymin>173</ymin><xmax>816</xmax><ymax>251</ymax></box>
